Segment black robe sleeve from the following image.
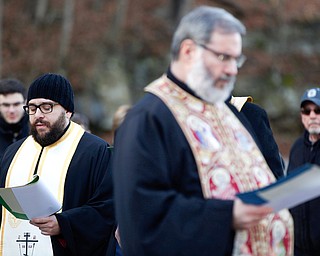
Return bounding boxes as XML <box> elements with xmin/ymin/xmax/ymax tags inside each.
<box><xmin>113</xmin><ymin>94</ymin><xmax>234</xmax><ymax>256</ymax></box>
<box><xmin>53</xmin><ymin>133</ymin><xmax>116</xmax><ymax>256</ymax></box>
<box><xmin>240</xmin><ymin>102</ymin><xmax>285</xmax><ymax>179</ymax></box>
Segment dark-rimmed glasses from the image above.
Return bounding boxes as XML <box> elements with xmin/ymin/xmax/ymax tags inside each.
<box><xmin>301</xmin><ymin>107</ymin><xmax>320</xmax><ymax>115</ymax></box>
<box><xmin>197</xmin><ymin>43</ymin><xmax>246</xmax><ymax>68</ymax></box>
<box><xmin>23</xmin><ymin>103</ymin><xmax>59</xmax><ymax>115</ymax></box>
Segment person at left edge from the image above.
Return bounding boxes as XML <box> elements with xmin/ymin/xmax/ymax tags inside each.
<box><xmin>0</xmin><ymin>73</ymin><xmax>116</xmax><ymax>256</ymax></box>
<box><xmin>0</xmin><ymin>78</ymin><xmax>29</xmax><ymax>161</ymax></box>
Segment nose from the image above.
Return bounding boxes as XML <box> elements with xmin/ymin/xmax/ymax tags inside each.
<box><xmin>309</xmin><ymin>110</ymin><xmax>318</xmax><ymax>118</ymax></box>
<box><xmin>33</xmin><ymin>107</ymin><xmax>45</xmax><ymax>117</ymax></box>
<box><xmin>223</xmin><ymin>60</ymin><xmax>238</xmax><ymax>76</ymax></box>
<box><xmin>8</xmin><ymin>105</ymin><xmax>16</xmax><ymax>112</ymax></box>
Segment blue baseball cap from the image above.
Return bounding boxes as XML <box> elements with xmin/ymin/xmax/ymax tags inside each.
<box><xmin>300</xmin><ymin>88</ymin><xmax>320</xmax><ymax>107</ymax></box>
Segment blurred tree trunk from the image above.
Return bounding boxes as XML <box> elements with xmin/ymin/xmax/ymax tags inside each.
<box><xmin>269</xmin><ymin>0</ymin><xmax>287</xmax><ymax>87</ymax></box>
<box><xmin>59</xmin><ymin>0</ymin><xmax>75</xmax><ymax>72</ymax></box>
<box><xmin>0</xmin><ymin>0</ymin><xmax>3</xmax><ymax>78</ymax></box>
<box><xmin>170</xmin><ymin>0</ymin><xmax>193</xmax><ymax>24</ymax></box>
<box><xmin>108</xmin><ymin>0</ymin><xmax>128</xmax><ymax>48</ymax></box>
<box><xmin>35</xmin><ymin>0</ymin><xmax>48</xmax><ymax>23</ymax></box>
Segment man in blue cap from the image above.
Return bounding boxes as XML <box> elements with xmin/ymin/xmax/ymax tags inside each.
<box><xmin>287</xmin><ymin>87</ymin><xmax>320</xmax><ymax>255</ymax></box>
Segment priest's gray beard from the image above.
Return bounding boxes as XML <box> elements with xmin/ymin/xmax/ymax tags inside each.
<box><xmin>31</xmin><ymin>112</ymin><xmax>67</xmax><ymax>147</ymax></box>
<box><xmin>186</xmin><ymin>53</ymin><xmax>235</xmax><ymax>104</ymax></box>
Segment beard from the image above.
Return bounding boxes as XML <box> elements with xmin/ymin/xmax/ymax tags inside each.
<box><xmin>308</xmin><ymin>127</ymin><xmax>320</xmax><ymax>135</ymax></box>
<box><xmin>31</xmin><ymin>112</ymin><xmax>68</xmax><ymax>147</ymax></box>
<box><xmin>186</xmin><ymin>54</ymin><xmax>235</xmax><ymax>104</ymax></box>
<box><xmin>306</xmin><ymin>120</ymin><xmax>320</xmax><ymax>135</ymax></box>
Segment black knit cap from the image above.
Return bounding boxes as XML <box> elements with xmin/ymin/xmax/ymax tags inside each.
<box><xmin>27</xmin><ymin>73</ymin><xmax>74</xmax><ymax>113</ymax></box>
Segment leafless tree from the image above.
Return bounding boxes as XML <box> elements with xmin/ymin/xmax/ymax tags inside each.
<box><xmin>170</xmin><ymin>0</ymin><xmax>194</xmax><ymax>24</ymax></box>
<box><xmin>35</xmin><ymin>0</ymin><xmax>49</xmax><ymax>23</ymax></box>
<box><xmin>59</xmin><ymin>0</ymin><xmax>75</xmax><ymax>71</ymax></box>
<box><xmin>108</xmin><ymin>0</ymin><xmax>129</xmax><ymax>47</ymax></box>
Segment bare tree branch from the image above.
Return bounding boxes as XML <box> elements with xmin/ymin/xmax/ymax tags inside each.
<box><xmin>35</xmin><ymin>0</ymin><xmax>49</xmax><ymax>23</ymax></box>
<box><xmin>59</xmin><ymin>0</ymin><xmax>75</xmax><ymax>71</ymax></box>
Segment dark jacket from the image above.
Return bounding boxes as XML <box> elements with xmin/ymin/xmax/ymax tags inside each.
<box><xmin>241</xmin><ymin>102</ymin><xmax>285</xmax><ymax>179</ymax></box>
<box><xmin>0</xmin><ymin>114</ymin><xmax>29</xmax><ymax>161</ymax></box>
<box><xmin>287</xmin><ymin>131</ymin><xmax>320</xmax><ymax>255</ymax></box>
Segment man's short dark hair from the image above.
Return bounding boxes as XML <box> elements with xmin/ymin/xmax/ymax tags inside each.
<box><xmin>0</xmin><ymin>78</ymin><xmax>26</xmax><ymax>99</ymax></box>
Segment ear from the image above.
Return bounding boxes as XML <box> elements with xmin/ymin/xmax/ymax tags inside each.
<box><xmin>179</xmin><ymin>39</ymin><xmax>198</xmax><ymax>62</ymax></box>
<box><xmin>66</xmin><ymin>111</ymin><xmax>73</xmax><ymax>119</ymax></box>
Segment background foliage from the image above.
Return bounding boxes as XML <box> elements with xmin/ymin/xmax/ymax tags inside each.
<box><xmin>1</xmin><ymin>0</ymin><xmax>320</xmax><ymax>157</ymax></box>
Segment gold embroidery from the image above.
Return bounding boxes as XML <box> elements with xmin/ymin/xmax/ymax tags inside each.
<box><xmin>145</xmin><ymin>76</ymin><xmax>294</xmax><ymax>255</ymax></box>
<box><xmin>8</xmin><ymin>214</ymin><xmax>21</xmax><ymax>228</ymax></box>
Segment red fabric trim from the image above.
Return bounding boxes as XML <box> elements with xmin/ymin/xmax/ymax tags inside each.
<box><xmin>58</xmin><ymin>238</ymin><xmax>67</xmax><ymax>248</ymax></box>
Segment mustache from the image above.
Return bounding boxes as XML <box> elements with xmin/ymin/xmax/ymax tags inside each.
<box><xmin>308</xmin><ymin>121</ymin><xmax>320</xmax><ymax>125</ymax></box>
<box><xmin>214</xmin><ymin>76</ymin><xmax>236</xmax><ymax>91</ymax></box>
<box><xmin>34</xmin><ymin>119</ymin><xmax>50</xmax><ymax>126</ymax></box>
<box><xmin>218</xmin><ymin>75</ymin><xmax>235</xmax><ymax>83</ymax></box>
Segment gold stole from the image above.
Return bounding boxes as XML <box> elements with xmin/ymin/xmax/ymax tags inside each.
<box><xmin>0</xmin><ymin>122</ymin><xmax>84</xmax><ymax>256</ymax></box>
<box><xmin>145</xmin><ymin>76</ymin><xmax>293</xmax><ymax>256</ymax></box>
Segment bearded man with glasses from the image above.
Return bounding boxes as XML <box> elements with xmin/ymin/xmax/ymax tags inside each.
<box><xmin>0</xmin><ymin>73</ymin><xmax>116</xmax><ymax>256</ymax></box>
<box><xmin>0</xmin><ymin>78</ymin><xmax>29</xmax><ymax>161</ymax></box>
<box><xmin>287</xmin><ymin>87</ymin><xmax>320</xmax><ymax>256</ymax></box>
<box><xmin>113</xmin><ymin>6</ymin><xmax>293</xmax><ymax>256</ymax></box>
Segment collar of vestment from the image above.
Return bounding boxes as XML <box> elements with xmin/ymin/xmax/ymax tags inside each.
<box><xmin>0</xmin><ymin>121</ymin><xmax>85</xmax><ymax>256</ymax></box>
<box><xmin>145</xmin><ymin>75</ymin><xmax>293</xmax><ymax>255</ymax></box>
<box><xmin>230</xmin><ymin>95</ymin><xmax>253</xmax><ymax>111</ymax></box>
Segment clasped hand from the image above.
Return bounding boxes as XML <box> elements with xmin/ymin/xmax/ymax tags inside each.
<box><xmin>29</xmin><ymin>215</ymin><xmax>61</xmax><ymax>236</ymax></box>
<box><xmin>233</xmin><ymin>198</ymin><xmax>273</xmax><ymax>230</ymax></box>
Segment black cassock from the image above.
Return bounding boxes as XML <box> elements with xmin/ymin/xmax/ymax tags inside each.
<box><xmin>112</xmin><ymin>71</ymin><xmax>283</xmax><ymax>255</ymax></box>
<box><xmin>113</xmin><ymin>70</ymin><xmax>285</xmax><ymax>256</ymax></box>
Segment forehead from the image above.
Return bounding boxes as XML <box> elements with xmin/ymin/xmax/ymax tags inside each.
<box><xmin>0</xmin><ymin>93</ymin><xmax>24</xmax><ymax>103</ymax></box>
<box><xmin>209</xmin><ymin>31</ymin><xmax>242</xmax><ymax>53</ymax></box>
<box><xmin>28</xmin><ymin>98</ymin><xmax>55</xmax><ymax>104</ymax></box>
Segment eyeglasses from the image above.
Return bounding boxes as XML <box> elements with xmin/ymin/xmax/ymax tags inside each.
<box><xmin>301</xmin><ymin>107</ymin><xmax>320</xmax><ymax>115</ymax></box>
<box><xmin>0</xmin><ymin>102</ymin><xmax>24</xmax><ymax>108</ymax></box>
<box><xmin>23</xmin><ymin>103</ymin><xmax>59</xmax><ymax>115</ymax></box>
<box><xmin>197</xmin><ymin>43</ymin><xmax>247</xmax><ymax>68</ymax></box>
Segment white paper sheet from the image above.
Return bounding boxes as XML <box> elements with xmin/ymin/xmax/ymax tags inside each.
<box><xmin>237</xmin><ymin>164</ymin><xmax>320</xmax><ymax>212</ymax></box>
<box><xmin>0</xmin><ymin>175</ymin><xmax>61</xmax><ymax>220</ymax></box>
